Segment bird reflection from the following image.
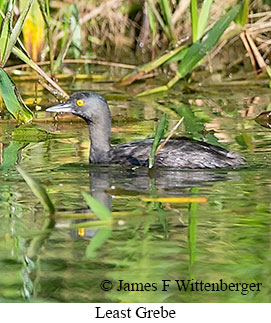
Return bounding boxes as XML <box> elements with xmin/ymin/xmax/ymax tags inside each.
<box><xmin>70</xmin><ymin>165</ymin><xmax>238</xmax><ymax>238</ymax></box>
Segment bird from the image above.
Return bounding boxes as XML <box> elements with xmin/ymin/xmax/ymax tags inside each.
<box><xmin>46</xmin><ymin>91</ymin><xmax>244</xmax><ymax>168</ymax></box>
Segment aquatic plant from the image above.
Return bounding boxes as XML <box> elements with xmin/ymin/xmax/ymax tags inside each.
<box><xmin>136</xmin><ymin>5</ymin><xmax>241</xmax><ymax>96</ymax></box>
<box><xmin>0</xmin><ymin>0</ymin><xmax>67</xmax><ymax>123</ymax></box>
<box><xmin>0</xmin><ymin>0</ymin><xmax>34</xmax><ymax>122</ymax></box>
<box><xmin>17</xmin><ymin>166</ymin><xmax>55</xmax><ymax>216</ymax></box>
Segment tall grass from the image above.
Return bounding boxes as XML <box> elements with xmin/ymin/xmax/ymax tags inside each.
<box><xmin>0</xmin><ymin>0</ymin><xmax>68</xmax><ymax>123</ymax></box>
<box><xmin>136</xmin><ymin>5</ymin><xmax>241</xmax><ymax>96</ymax></box>
<box><xmin>1</xmin><ymin>1</ymin><xmax>271</xmax><ymax>68</ymax></box>
<box><xmin>0</xmin><ymin>0</ymin><xmax>270</xmax><ymax>108</ymax></box>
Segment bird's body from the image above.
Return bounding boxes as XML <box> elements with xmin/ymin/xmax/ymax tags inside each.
<box><xmin>46</xmin><ymin>91</ymin><xmax>244</xmax><ymax>169</ymax></box>
<box><xmin>108</xmin><ymin>138</ymin><xmax>242</xmax><ymax>168</ymax></box>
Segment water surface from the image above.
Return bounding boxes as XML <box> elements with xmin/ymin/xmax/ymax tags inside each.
<box><xmin>1</xmin><ymin>78</ymin><xmax>271</xmax><ymax>302</ymax></box>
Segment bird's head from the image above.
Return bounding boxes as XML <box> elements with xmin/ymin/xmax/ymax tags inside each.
<box><xmin>46</xmin><ymin>91</ymin><xmax>111</xmax><ymax>124</ymax></box>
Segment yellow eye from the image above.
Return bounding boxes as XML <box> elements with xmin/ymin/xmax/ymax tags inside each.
<box><xmin>76</xmin><ymin>99</ymin><xmax>85</xmax><ymax>107</ymax></box>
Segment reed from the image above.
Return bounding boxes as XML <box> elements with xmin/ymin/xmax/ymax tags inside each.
<box><xmin>0</xmin><ymin>0</ymin><xmax>67</xmax><ymax>123</ymax></box>
<box><xmin>137</xmin><ymin>5</ymin><xmax>241</xmax><ymax>96</ymax></box>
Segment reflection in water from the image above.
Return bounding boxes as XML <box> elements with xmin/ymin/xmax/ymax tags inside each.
<box><xmin>70</xmin><ymin>167</ymin><xmax>112</xmax><ymax>239</ymax></box>
<box><xmin>70</xmin><ymin>165</ymin><xmax>236</xmax><ymax>240</ymax></box>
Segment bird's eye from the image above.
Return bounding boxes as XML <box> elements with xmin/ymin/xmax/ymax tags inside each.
<box><xmin>76</xmin><ymin>99</ymin><xmax>85</xmax><ymax>107</ymax></box>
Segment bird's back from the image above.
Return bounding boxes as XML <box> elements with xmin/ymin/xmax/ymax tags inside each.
<box><xmin>108</xmin><ymin>138</ymin><xmax>244</xmax><ymax>168</ymax></box>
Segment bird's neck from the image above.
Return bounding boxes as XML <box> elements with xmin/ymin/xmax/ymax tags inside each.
<box><xmin>88</xmin><ymin>120</ymin><xmax>111</xmax><ymax>163</ymax></box>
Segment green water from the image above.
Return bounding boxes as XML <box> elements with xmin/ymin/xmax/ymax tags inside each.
<box><xmin>1</xmin><ymin>79</ymin><xmax>271</xmax><ymax>302</ymax></box>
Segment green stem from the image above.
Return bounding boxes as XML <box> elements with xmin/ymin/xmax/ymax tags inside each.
<box><xmin>191</xmin><ymin>0</ymin><xmax>198</xmax><ymax>43</ymax></box>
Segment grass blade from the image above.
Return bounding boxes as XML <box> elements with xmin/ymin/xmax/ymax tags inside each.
<box><xmin>267</xmin><ymin>66</ymin><xmax>271</xmax><ymax>88</ymax></box>
<box><xmin>2</xmin><ymin>0</ymin><xmax>34</xmax><ymax>66</ymax></box>
<box><xmin>163</xmin><ymin>46</ymin><xmax>188</xmax><ymax>64</ymax></box>
<box><xmin>149</xmin><ymin>113</ymin><xmax>167</xmax><ymax>168</ymax></box>
<box><xmin>159</xmin><ymin>0</ymin><xmax>175</xmax><ymax>43</ymax></box>
<box><xmin>177</xmin><ymin>5</ymin><xmax>241</xmax><ymax>78</ymax></box>
<box><xmin>147</xmin><ymin>0</ymin><xmax>171</xmax><ymax>40</ymax></box>
<box><xmin>0</xmin><ymin>0</ymin><xmax>12</xmax><ymax>63</ymax></box>
<box><xmin>190</xmin><ymin>0</ymin><xmax>198</xmax><ymax>42</ymax></box>
<box><xmin>235</xmin><ymin>0</ymin><xmax>250</xmax><ymax>26</ymax></box>
<box><xmin>86</xmin><ymin>228</ymin><xmax>112</xmax><ymax>258</ymax></box>
<box><xmin>37</xmin><ymin>0</ymin><xmax>54</xmax><ymax>74</ymax></box>
<box><xmin>0</xmin><ymin>67</ymin><xmax>33</xmax><ymax>123</ymax></box>
<box><xmin>137</xmin><ymin>5</ymin><xmax>241</xmax><ymax>96</ymax></box>
<box><xmin>136</xmin><ymin>85</ymin><xmax>168</xmax><ymax>97</ymax></box>
<box><xmin>12</xmin><ymin>46</ymin><xmax>68</xmax><ymax>98</ymax></box>
<box><xmin>17</xmin><ymin>166</ymin><xmax>55</xmax><ymax>215</ymax></box>
<box><xmin>196</xmin><ymin>0</ymin><xmax>213</xmax><ymax>40</ymax></box>
<box><xmin>120</xmin><ymin>45</ymin><xmax>185</xmax><ymax>85</ymax></box>
<box><xmin>53</xmin><ymin>5</ymin><xmax>81</xmax><ymax>73</ymax></box>
<box><xmin>147</xmin><ymin>0</ymin><xmax>157</xmax><ymax>47</ymax></box>
<box><xmin>82</xmin><ymin>191</ymin><xmax>112</xmax><ymax>221</ymax></box>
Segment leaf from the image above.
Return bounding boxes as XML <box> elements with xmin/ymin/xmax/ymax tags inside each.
<box><xmin>37</xmin><ymin>0</ymin><xmax>54</xmax><ymax>74</ymax></box>
<box><xmin>2</xmin><ymin>0</ymin><xmax>34</xmax><ymax>66</ymax></box>
<box><xmin>0</xmin><ymin>67</ymin><xmax>33</xmax><ymax>123</ymax></box>
<box><xmin>12</xmin><ymin>46</ymin><xmax>68</xmax><ymax>99</ymax></box>
<box><xmin>1</xmin><ymin>141</ymin><xmax>26</xmax><ymax>170</ymax></box>
<box><xmin>204</xmin><ymin>132</ymin><xmax>225</xmax><ymax>148</ymax></box>
<box><xmin>172</xmin><ymin>103</ymin><xmax>205</xmax><ymax>135</ymax></box>
<box><xmin>147</xmin><ymin>0</ymin><xmax>170</xmax><ymax>40</ymax></box>
<box><xmin>235</xmin><ymin>0</ymin><xmax>250</xmax><ymax>26</ymax></box>
<box><xmin>177</xmin><ymin>5</ymin><xmax>241</xmax><ymax>78</ymax></box>
<box><xmin>149</xmin><ymin>113</ymin><xmax>167</xmax><ymax>168</ymax></box>
<box><xmin>137</xmin><ymin>5</ymin><xmax>241</xmax><ymax>96</ymax></box>
<box><xmin>82</xmin><ymin>191</ymin><xmax>112</xmax><ymax>221</ymax></box>
<box><xmin>235</xmin><ymin>132</ymin><xmax>253</xmax><ymax>149</ymax></box>
<box><xmin>171</xmin><ymin>102</ymin><xmax>224</xmax><ymax>147</ymax></box>
<box><xmin>158</xmin><ymin>0</ymin><xmax>175</xmax><ymax>43</ymax></box>
<box><xmin>17</xmin><ymin>166</ymin><xmax>55</xmax><ymax>215</ymax></box>
<box><xmin>197</xmin><ymin>0</ymin><xmax>213</xmax><ymax>40</ymax></box>
<box><xmin>0</xmin><ymin>0</ymin><xmax>12</xmax><ymax>64</ymax></box>
<box><xmin>136</xmin><ymin>85</ymin><xmax>168</xmax><ymax>97</ymax></box>
<box><xmin>147</xmin><ymin>1</ymin><xmax>157</xmax><ymax>46</ymax></box>
<box><xmin>85</xmin><ymin>229</ymin><xmax>112</xmax><ymax>258</ymax></box>
<box><xmin>120</xmin><ymin>45</ymin><xmax>185</xmax><ymax>85</ymax></box>
<box><xmin>163</xmin><ymin>47</ymin><xmax>188</xmax><ymax>64</ymax></box>
<box><xmin>190</xmin><ymin>0</ymin><xmax>198</xmax><ymax>42</ymax></box>
<box><xmin>12</xmin><ymin>127</ymin><xmax>70</xmax><ymax>142</ymax></box>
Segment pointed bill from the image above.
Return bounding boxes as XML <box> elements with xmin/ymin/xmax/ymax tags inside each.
<box><xmin>46</xmin><ymin>102</ymin><xmax>73</xmax><ymax>113</ymax></box>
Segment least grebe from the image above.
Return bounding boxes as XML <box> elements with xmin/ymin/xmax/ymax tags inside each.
<box><xmin>46</xmin><ymin>91</ymin><xmax>244</xmax><ymax>168</ymax></box>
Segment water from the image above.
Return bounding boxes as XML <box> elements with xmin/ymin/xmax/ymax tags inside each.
<box><xmin>1</xmin><ymin>78</ymin><xmax>271</xmax><ymax>302</ymax></box>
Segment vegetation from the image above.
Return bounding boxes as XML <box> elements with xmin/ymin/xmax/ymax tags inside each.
<box><xmin>1</xmin><ymin>0</ymin><xmax>271</xmax><ymax>304</ymax></box>
<box><xmin>0</xmin><ymin>0</ymin><xmax>270</xmax><ymax>120</ymax></box>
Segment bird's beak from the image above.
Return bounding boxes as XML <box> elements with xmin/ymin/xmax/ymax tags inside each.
<box><xmin>46</xmin><ymin>102</ymin><xmax>74</xmax><ymax>113</ymax></box>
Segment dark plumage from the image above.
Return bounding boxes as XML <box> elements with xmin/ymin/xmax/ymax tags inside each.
<box><xmin>46</xmin><ymin>91</ymin><xmax>244</xmax><ymax>168</ymax></box>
